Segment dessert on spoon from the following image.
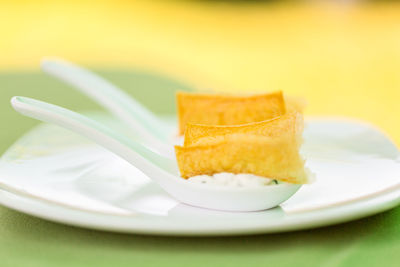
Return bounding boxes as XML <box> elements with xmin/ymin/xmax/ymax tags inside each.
<box><xmin>11</xmin><ymin>95</ymin><xmax>309</xmax><ymax>211</ymax></box>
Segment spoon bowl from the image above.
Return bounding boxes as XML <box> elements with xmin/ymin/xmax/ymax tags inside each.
<box><xmin>11</xmin><ymin>96</ymin><xmax>301</xmax><ymax>211</ymax></box>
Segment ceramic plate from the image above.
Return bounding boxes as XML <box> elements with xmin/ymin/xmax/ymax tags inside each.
<box><xmin>0</xmin><ymin>116</ymin><xmax>399</xmax><ymax>236</ymax></box>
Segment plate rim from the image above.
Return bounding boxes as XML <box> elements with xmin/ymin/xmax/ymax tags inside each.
<box><xmin>0</xmin><ymin>182</ymin><xmax>399</xmax><ymax>236</ymax></box>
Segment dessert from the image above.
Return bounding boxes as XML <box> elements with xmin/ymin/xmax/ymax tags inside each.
<box><xmin>175</xmin><ymin>91</ymin><xmax>310</xmax><ymax>185</ymax></box>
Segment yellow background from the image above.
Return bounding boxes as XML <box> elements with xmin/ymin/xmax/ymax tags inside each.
<box><xmin>1</xmin><ymin>0</ymin><xmax>400</xmax><ymax>144</ymax></box>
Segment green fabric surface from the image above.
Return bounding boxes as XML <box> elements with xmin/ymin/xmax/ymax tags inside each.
<box><xmin>0</xmin><ymin>71</ymin><xmax>399</xmax><ymax>267</ymax></box>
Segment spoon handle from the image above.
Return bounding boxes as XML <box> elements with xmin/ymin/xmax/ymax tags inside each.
<box><xmin>41</xmin><ymin>59</ymin><xmax>170</xmax><ymax>148</ymax></box>
<box><xmin>11</xmin><ymin>96</ymin><xmax>176</xmax><ymax>176</ymax></box>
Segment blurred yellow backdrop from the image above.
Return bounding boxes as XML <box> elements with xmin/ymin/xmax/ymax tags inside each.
<box><xmin>1</xmin><ymin>0</ymin><xmax>400</xmax><ymax>143</ymax></box>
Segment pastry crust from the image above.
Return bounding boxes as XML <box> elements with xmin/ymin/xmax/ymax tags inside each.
<box><xmin>175</xmin><ymin>135</ymin><xmax>307</xmax><ymax>184</ymax></box>
<box><xmin>183</xmin><ymin>112</ymin><xmax>303</xmax><ymax>147</ymax></box>
<box><xmin>176</xmin><ymin>91</ymin><xmax>287</xmax><ymax>135</ymax></box>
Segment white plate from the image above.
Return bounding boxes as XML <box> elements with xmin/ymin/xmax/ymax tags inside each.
<box><xmin>0</xmin><ymin>117</ymin><xmax>399</xmax><ymax>236</ymax></box>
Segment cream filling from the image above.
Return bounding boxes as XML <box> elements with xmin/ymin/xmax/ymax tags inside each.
<box><xmin>187</xmin><ymin>172</ymin><xmax>280</xmax><ymax>187</ymax></box>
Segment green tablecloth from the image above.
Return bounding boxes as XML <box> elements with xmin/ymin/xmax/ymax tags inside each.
<box><xmin>0</xmin><ymin>71</ymin><xmax>399</xmax><ymax>267</ymax></box>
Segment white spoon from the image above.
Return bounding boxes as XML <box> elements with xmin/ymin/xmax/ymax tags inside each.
<box><xmin>11</xmin><ymin>96</ymin><xmax>301</xmax><ymax>212</ymax></box>
<box><xmin>41</xmin><ymin>58</ymin><xmax>174</xmax><ymax>158</ymax></box>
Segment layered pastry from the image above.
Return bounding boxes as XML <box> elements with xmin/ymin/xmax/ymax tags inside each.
<box><xmin>174</xmin><ymin>91</ymin><xmax>310</xmax><ymax>185</ymax></box>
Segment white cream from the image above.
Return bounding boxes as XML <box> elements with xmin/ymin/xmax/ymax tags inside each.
<box><xmin>188</xmin><ymin>172</ymin><xmax>279</xmax><ymax>187</ymax></box>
